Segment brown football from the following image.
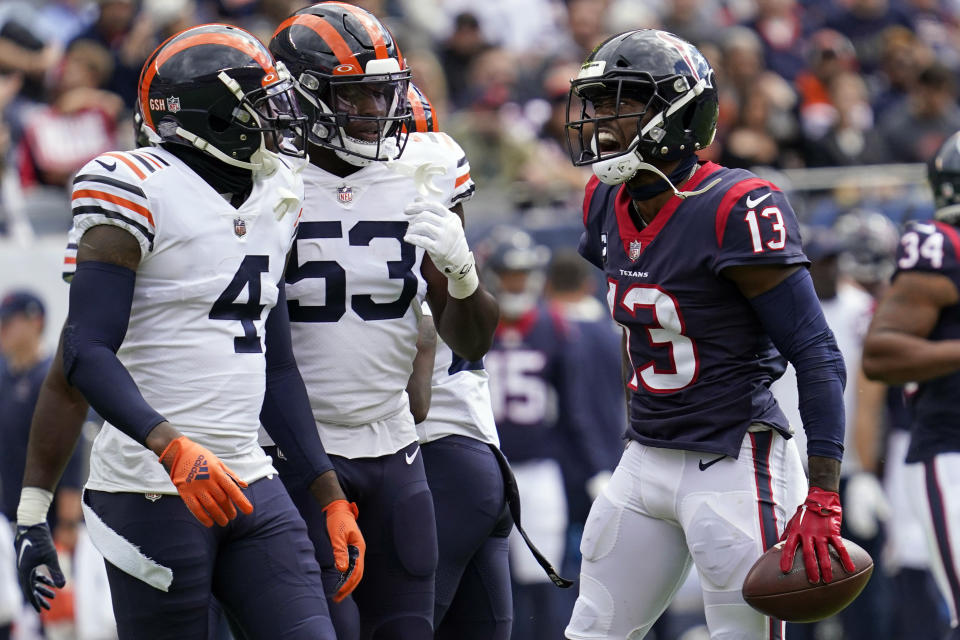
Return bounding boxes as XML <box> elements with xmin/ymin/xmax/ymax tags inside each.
<box><xmin>741</xmin><ymin>538</ymin><xmax>873</xmax><ymax>622</ymax></box>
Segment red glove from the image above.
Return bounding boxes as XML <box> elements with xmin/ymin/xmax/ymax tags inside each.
<box><xmin>323</xmin><ymin>499</ymin><xmax>366</xmax><ymax>603</ymax></box>
<box><xmin>159</xmin><ymin>436</ymin><xmax>254</xmax><ymax>527</ymax></box>
<box><xmin>780</xmin><ymin>487</ymin><xmax>856</xmax><ymax>583</ymax></box>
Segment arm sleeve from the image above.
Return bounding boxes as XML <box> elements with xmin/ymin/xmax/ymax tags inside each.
<box><xmin>749</xmin><ymin>268</ymin><xmax>846</xmax><ymax>460</ymax></box>
<box><xmin>259</xmin><ymin>286</ymin><xmax>334</xmax><ymax>491</ymax></box>
<box><xmin>62</xmin><ymin>261</ymin><xmax>167</xmax><ymax>445</ymax></box>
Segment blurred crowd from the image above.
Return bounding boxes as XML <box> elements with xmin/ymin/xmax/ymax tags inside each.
<box><xmin>0</xmin><ymin>0</ymin><xmax>959</xmax><ymax>232</ymax></box>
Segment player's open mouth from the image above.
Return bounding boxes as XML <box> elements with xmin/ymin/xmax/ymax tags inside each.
<box><xmin>597</xmin><ymin>130</ymin><xmax>622</xmax><ymax>155</ymax></box>
<box><xmin>346</xmin><ymin>126</ymin><xmax>380</xmax><ymax>142</ymax></box>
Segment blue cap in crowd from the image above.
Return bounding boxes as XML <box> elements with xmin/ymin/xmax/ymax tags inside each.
<box><xmin>0</xmin><ymin>290</ymin><xmax>45</xmax><ymax>322</ymax></box>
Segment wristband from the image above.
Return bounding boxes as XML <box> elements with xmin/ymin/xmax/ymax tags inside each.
<box><xmin>17</xmin><ymin>487</ymin><xmax>54</xmax><ymax>526</ymax></box>
<box><xmin>447</xmin><ymin>255</ymin><xmax>479</xmax><ymax>299</ymax></box>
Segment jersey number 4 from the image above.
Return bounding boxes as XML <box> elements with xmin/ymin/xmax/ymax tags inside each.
<box><xmin>608</xmin><ymin>281</ymin><xmax>699</xmax><ymax>392</ymax></box>
<box><xmin>285</xmin><ymin>220</ymin><xmax>417</xmax><ymax>322</ymax></box>
<box><xmin>209</xmin><ymin>255</ymin><xmax>270</xmax><ymax>354</ymax></box>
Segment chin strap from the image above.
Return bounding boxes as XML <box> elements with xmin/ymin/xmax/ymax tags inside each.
<box><xmin>628</xmin><ymin>158</ymin><xmax>722</xmax><ymax>201</ymax></box>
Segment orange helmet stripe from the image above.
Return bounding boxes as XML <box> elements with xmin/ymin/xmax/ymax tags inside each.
<box><xmin>455</xmin><ymin>172</ymin><xmax>471</xmax><ymax>188</ymax></box>
<box><xmin>421</xmin><ymin>91</ymin><xmax>438</xmax><ymax>132</ymax></box>
<box><xmin>140</xmin><ymin>29</ymin><xmax>277</xmax><ymax>130</ymax></box>
<box><xmin>274</xmin><ymin>14</ymin><xmax>362</xmax><ymax>74</ymax></box>
<box><xmin>408</xmin><ymin>87</ymin><xmax>427</xmax><ymax>132</ymax></box>
<box><xmin>327</xmin><ymin>2</ymin><xmax>389</xmax><ymax>60</ymax></box>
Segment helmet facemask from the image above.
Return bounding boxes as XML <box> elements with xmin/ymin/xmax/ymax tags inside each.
<box><xmin>155</xmin><ymin>64</ymin><xmax>309</xmax><ymax>173</ymax></box>
<box><xmin>295</xmin><ymin>61</ymin><xmax>412</xmax><ymax>167</ymax></box>
<box><xmin>566</xmin><ymin>74</ymin><xmax>664</xmax><ymax>169</ymax></box>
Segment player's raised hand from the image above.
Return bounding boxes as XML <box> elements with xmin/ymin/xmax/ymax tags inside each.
<box><xmin>779</xmin><ymin>487</ymin><xmax>855</xmax><ymax>583</ymax></box>
<box><xmin>159</xmin><ymin>436</ymin><xmax>253</xmax><ymax>527</ymax></box>
<box><xmin>323</xmin><ymin>499</ymin><xmax>365</xmax><ymax>602</ymax></box>
<box><xmin>403</xmin><ymin>200</ymin><xmax>478</xmax><ymax>298</ymax></box>
<box><xmin>15</xmin><ymin>523</ymin><xmax>66</xmax><ymax>611</ymax></box>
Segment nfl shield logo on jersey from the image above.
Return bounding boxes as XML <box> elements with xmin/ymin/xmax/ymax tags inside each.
<box><xmin>628</xmin><ymin>239</ymin><xmax>642</xmax><ymax>261</ymax></box>
<box><xmin>337</xmin><ymin>186</ymin><xmax>353</xmax><ymax>203</ymax></box>
<box><xmin>166</xmin><ymin>96</ymin><xmax>181</xmax><ymax>113</ymax></box>
<box><xmin>233</xmin><ymin>217</ymin><xmax>246</xmax><ymax>238</ymax></box>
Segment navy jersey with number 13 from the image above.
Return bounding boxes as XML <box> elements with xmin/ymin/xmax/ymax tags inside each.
<box><xmin>579</xmin><ymin>161</ymin><xmax>809</xmax><ymax>458</ymax></box>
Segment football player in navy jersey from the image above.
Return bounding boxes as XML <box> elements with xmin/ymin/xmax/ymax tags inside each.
<box><xmin>863</xmin><ymin>130</ymin><xmax>960</xmax><ymax>637</ymax></box>
<box><xmin>563</xmin><ymin>30</ymin><xmax>852</xmax><ymax>639</ymax></box>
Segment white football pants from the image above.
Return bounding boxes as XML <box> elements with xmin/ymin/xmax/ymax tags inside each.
<box><xmin>906</xmin><ymin>452</ymin><xmax>960</xmax><ymax>628</ymax></box>
<box><xmin>565</xmin><ymin>428</ymin><xmax>806</xmax><ymax>640</ymax></box>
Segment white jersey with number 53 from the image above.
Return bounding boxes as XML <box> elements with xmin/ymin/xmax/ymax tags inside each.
<box><xmin>64</xmin><ymin>146</ymin><xmax>304</xmax><ymax>495</ymax></box>
<box><xmin>283</xmin><ymin>132</ymin><xmax>475</xmax><ymax>458</ymax></box>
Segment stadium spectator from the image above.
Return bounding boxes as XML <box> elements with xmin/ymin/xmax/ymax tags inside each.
<box><xmin>438</xmin><ymin>13</ymin><xmax>492</xmax><ymax>109</ymax></box>
<box><xmin>878</xmin><ymin>63</ymin><xmax>960</xmax><ymax>164</ymax></box>
<box><xmin>68</xmin><ymin>0</ymin><xmax>157</xmax><ymax>109</ymax></box>
<box><xmin>17</xmin><ymin>40</ymin><xmax>123</xmax><ymax>190</ymax></box>
<box><xmin>743</xmin><ymin>0</ymin><xmax>808</xmax><ymax>81</ymax></box>
<box><xmin>869</xmin><ymin>26</ymin><xmax>931</xmax><ymax>120</ymax></box>
<box><xmin>795</xmin><ymin>28</ymin><xmax>859</xmax><ymax>139</ymax></box>
<box><xmin>825</xmin><ymin>0</ymin><xmax>915</xmax><ymax>75</ymax></box>
<box><xmin>804</xmin><ymin>71</ymin><xmax>889</xmax><ymax>167</ymax></box>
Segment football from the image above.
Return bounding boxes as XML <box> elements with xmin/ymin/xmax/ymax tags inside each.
<box><xmin>741</xmin><ymin>538</ymin><xmax>873</xmax><ymax>622</ymax></box>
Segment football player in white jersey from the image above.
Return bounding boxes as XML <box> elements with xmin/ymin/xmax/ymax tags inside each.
<box><xmin>268</xmin><ymin>4</ymin><xmax>499</xmax><ymax>638</ymax></box>
<box><xmin>402</xmin><ymin>94</ymin><xmax>514</xmax><ymax>639</ymax></box>
<box><xmin>12</xmin><ymin>25</ymin><xmax>364</xmax><ymax>639</ymax></box>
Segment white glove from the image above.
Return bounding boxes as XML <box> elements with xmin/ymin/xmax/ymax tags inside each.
<box><xmin>843</xmin><ymin>472</ymin><xmax>891</xmax><ymax>539</ymax></box>
<box><xmin>404</xmin><ymin>200</ymin><xmax>478</xmax><ymax>298</ymax></box>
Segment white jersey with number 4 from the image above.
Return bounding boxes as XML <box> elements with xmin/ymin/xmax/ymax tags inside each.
<box><xmin>64</xmin><ymin>146</ymin><xmax>304</xmax><ymax>495</ymax></box>
<box><xmin>284</xmin><ymin>132</ymin><xmax>474</xmax><ymax>458</ymax></box>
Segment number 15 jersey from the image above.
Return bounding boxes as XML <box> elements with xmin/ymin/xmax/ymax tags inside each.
<box><xmin>579</xmin><ymin>161</ymin><xmax>809</xmax><ymax>458</ymax></box>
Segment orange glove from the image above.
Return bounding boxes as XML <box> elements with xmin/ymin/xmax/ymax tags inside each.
<box><xmin>159</xmin><ymin>436</ymin><xmax>253</xmax><ymax>527</ymax></box>
<box><xmin>323</xmin><ymin>499</ymin><xmax>365</xmax><ymax>602</ymax></box>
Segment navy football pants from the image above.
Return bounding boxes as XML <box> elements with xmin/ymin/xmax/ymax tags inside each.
<box><xmin>274</xmin><ymin>442</ymin><xmax>438</xmax><ymax>640</ymax></box>
<box><xmin>86</xmin><ymin>477</ymin><xmax>334</xmax><ymax>640</ymax></box>
<box><xmin>423</xmin><ymin>436</ymin><xmax>513</xmax><ymax>640</ymax></box>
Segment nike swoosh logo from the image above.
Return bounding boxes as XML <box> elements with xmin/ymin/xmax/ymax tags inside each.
<box><xmin>96</xmin><ymin>159</ymin><xmax>117</xmax><ymax>171</ymax></box>
<box><xmin>745</xmin><ymin>192</ymin><xmax>772</xmax><ymax>208</ymax></box>
<box><xmin>698</xmin><ymin>454</ymin><xmax>727</xmax><ymax>471</ymax></box>
<box><xmin>18</xmin><ymin>539</ymin><xmax>32</xmax><ymax>566</ymax></box>
<box><xmin>405</xmin><ymin>446</ymin><xmax>420</xmax><ymax>465</ymax></box>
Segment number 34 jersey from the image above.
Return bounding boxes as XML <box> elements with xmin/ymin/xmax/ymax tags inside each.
<box><xmin>285</xmin><ymin>132</ymin><xmax>474</xmax><ymax>458</ymax></box>
<box><xmin>63</xmin><ymin>146</ymin><xmax>303</xmax><ymax>495</ymax></box>
<box><xmin>579</xmin><ymin>161</ymin><xmax>809</xmax><ymax>458</ymax></box>
<box><xmin>894</xmin><ymin>220</ymin><xmax>960</xmax><ymax>462</ymax></box>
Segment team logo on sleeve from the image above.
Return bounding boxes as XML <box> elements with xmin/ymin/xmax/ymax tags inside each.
<box><xmin>337</xmin><ymin>185</ymin><xmax>353</xmax><ymax>203</ymax></box>
<box><xmin>166</xmin><ymin>96</ymin><xmax>181</xmax><ymax>113</ymax></box>
<box><xmin>233</xmin><ymin>217</ymin><xmax>247</xmax><ymax>238</ymax></box>
<box><xmin>629</xmin><ymin>239</ymin><xmax>643</xmax><ymax>261</ymax></box>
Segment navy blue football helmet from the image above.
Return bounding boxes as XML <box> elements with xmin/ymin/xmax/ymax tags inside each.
<box><xmin>566</xmin><ymin>29</ymin><xmax>718</xmax><ymax>185</ymax></box>
<box><xmin>930</xmin><ymin>130</ymin><xmax>960</xmax><ymax>225</ymax></box>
